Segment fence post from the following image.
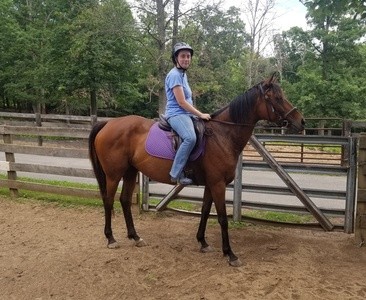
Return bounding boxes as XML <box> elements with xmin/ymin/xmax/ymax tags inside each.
<box><xmin>355</xmin><ymin>133</ymin><xmax>366</xmax><ymax>246</ymax></box>
<box><xmin>318</xmin><ymin>119</ymin><xmax>325</xmax><ymax>136</ymax></box>
<box><xmin>344</xmin><ymin>136</ymin><xmax>357</xmax><ymax>233</ymax></box>
<box><xmin>342</xmin><ymin>119</ymin><xmax>352</xmax><ymax>137</ymax></box>
<box><xmin>91</xmin><ymin>115</ymin><xmax>98</xmax><ymax>126</ymax></box>
<box><xmin>341</xmin><ymin>119</ymin><xmax>352</xmax><ymax>166</ymax></box>
<box><xmin>35</xmin><ymin>113</ymin><xmax>43</xmax><ymax>146</ymax></box>
<box><xmin>140</xmin><ymin>174</ymin><xmax>149</xmax><ymax>211</ymax></box>
<box><xmin>3</xmin><ymin>133</ymin><xmax>18</xmax><ymax>197</ymax></box>
<box><xmin>233</xmin><ymin>154</ymin><xmax>243</xmax><ymax>222</ymax></box>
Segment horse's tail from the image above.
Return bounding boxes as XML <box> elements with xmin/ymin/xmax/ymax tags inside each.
<box><xmin>88</xmin><ymin>121</ymin><xmax>108</xmax><ymax>198</ymax></box>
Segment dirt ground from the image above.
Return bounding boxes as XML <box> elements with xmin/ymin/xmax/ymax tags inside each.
<box><xmin>1</xmin><ymin>197</ymin><xmax>366</xmax><ymax>300</ymax></box>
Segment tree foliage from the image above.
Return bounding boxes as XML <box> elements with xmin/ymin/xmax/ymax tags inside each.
<box><xmin>277</xmin><ymin>0</ymin><xmax>366</xmax><ymax>118</ymax></box>
<box><xmin>0</xmin><ymin>0</ymin><xmax>365</xmax><ymax>121</ymax></box>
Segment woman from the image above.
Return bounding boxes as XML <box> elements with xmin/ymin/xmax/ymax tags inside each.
<box><xmin>164</xmin><ymin>42</ymin><xmax>211</xmax><ymax>185</ymax></box>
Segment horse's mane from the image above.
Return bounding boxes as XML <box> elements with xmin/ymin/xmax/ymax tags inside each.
<box><xmin>211</xmin><ymin>86</ymin><xmax>259</xmax><ymax>124</ymax></box>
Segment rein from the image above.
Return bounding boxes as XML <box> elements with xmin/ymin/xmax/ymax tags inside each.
<box><xmin>209</xmin><ymin>119</ymin><xmax>255</xmax><ymax>127</ymax></box>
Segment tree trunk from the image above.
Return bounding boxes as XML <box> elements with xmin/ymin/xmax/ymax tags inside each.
<box><xmin>90</xmin><ymin>89</ymin><xmax>97</xmax><ymax>116</ymax></box>
<box><xmin>156</xmin><ymin>0</ymin><xmax>167</xmax><ymax>115</ymax></box>
<box><xmin>172</xmin><ymin>0</ymin><xmax>180</xmax><ymax>46</ymax></box>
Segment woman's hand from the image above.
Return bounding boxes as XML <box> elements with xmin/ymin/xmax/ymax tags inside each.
<box><xmin>199</xmin><ymin>113</ymin><xmax>211</xmax><ymax>120</ymax></box>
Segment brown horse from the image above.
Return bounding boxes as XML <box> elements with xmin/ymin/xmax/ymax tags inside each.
<box><xmin>88</xmin><ymin>74</ymin><xmax>305</xmax><ymax>266</ymax></box>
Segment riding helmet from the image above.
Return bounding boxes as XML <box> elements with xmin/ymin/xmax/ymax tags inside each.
<box><xmin>171</xmin><ymin>42</ymin><xmax>194</xmax><ymax>65</ymax></box>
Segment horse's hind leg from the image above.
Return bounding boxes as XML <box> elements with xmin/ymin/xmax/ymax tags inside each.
<box><xmin>103</xmin><ymin>178</ymin><xmax>120</xmax><ymax>248</ymax></box>
<box><xmin>197</xmin><ymin>186</ymin><xmax>214</xmax><ymax>252</ymax></box>
<box><xmin>120</xmin><ymin>167</ymin><xmax>147</xmax><ymax>247</ymax></box>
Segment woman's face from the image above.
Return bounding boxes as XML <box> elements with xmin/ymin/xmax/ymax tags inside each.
<box><xmin>176</xmin><ymin>50</ymin><xmax>191</xmax><ymax>69</ymax></box>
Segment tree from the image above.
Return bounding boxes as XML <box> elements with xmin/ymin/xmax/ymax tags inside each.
<box><xmin>0</xmin><ymin>0</ymin><xmax>142</xmax><ymax>116</ymax></box>
<box><xmin>242</xmin><ymin>0</ymin><xmax>277</xmax><ymax>87</ymax></box>
<box><xmin>179</xmin><ymin>4</ymin><xmax>250</xmax><ymax>111</ymax></box>
<box><xmin>66</xmin><ymin>0</ymin><xmax>138</xmax><ymax>116</ymax></box>
<box><xmin>0</xmin><ymin>0</ymin><xmax>23</xmax><ymax>110</ymax></box>
<box><xmin>301</xmin><ymin>0</ymin><xmax>366</xmax><ymax>80</ymax></box>
<box><xmin>280</xmin><ymin>0</ymin><xmax>366</xmax><ymax>118</ymax></box>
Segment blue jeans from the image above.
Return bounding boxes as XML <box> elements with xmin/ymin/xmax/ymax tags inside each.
<box><xmin>168</xmin><ymin>114</ymin><xmax>197</xmax><ymax>179</ymax></box>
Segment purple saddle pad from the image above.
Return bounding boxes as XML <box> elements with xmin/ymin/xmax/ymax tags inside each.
<box><xmin>145</xmin><ymin>123</ymin><xmax>204</xmax><ymax>161</ymax></box>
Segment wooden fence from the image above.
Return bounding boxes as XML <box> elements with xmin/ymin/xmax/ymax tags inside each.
<box><xmin>0</xmin><ymin>125</ymin><xmax>101</xmax><ymax>199</ymax></box>
<box><xmin>1</xmin><ymin>111</ymin><xmax>366</xmax><ymax>134</ymax></box>
<box><xmin>0</xmin><ymin>114</ymin><xmax>363</xmax><ymax>233</ymax></box>
<box><xmin>355</xmin><ymin>133</ymin><xmax>366</xmax><ymax>246</ymax></box>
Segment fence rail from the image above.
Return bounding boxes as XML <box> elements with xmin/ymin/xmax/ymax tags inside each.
<box><xmin>0</xmin><ymin>125</ymin><xmax>99</xmax><ymax>199</ymax></box>
<box><xmin>0</xmin><ymin>116</ymin><xmax>362</xmax><ymax>233</ymax></box>
<box><xmin>1</xmin><ymin>111</ymin><xmax>366</xmax><ymax>132</ymax></box>
<box><xmin>355</xmin><ymin>133</ymin><xmax>366</xmax><ymax>245</ymax></box>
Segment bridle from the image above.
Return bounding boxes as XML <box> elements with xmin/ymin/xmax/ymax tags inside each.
<box><xmin>207</xmin><ymin>83</ymin><xmax>298</xmax><ymax>128</ymax></box>
<box><xmin>260</xmin><ymin>84</ymin><xmax>298</xmax><ymax>128</ymax></box>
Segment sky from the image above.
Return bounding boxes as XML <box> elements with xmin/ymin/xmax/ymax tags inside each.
<box><xmin>183</xmin><ymin>0</ymin><xmax>309</xmax><ymax>55</ymax></box>
<box><xmin>269</xmin><ymin>0</ymin><xmax>308</xmax><ymax>31</ymax></box>
<box><xmin>184</xmin><ymin>0</ymin><xmax>308</xmax><ymax>32</ymax></box>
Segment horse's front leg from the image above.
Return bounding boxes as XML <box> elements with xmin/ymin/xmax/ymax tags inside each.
<box><xmin>211</xmin><ymin>182</ymin><xmax>242</xmax><ymax>267</ymax></box>
<box><xmin>196</xmin><ymin>186</ymin><xmax>214</xmax><ymax>252</ymax></box>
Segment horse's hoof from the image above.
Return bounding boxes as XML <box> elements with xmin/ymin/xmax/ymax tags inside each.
<box><xmin>200</xmin><ymin>245</ymin><xmax>214</xmax><ymax>253</ymax></box>
<box><xmin>107</xmin><ymin>242</ymin><xmax>120</xmax><ymax>249</ymax></box>
<box><xmin>229</xmin><ymin>258</ymin><xmax>243</xmax><ymax>267</ymax></box>
<box><xmin>135</xmin><ymin>238</ymin><xmax>147</xmax><ymax>247</ymax></box>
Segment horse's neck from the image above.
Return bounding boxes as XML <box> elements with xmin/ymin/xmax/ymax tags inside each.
<box><xmin>211</xmin><ymin>110</ymin><xmax>256</xmax><ymax>155</ymax></box>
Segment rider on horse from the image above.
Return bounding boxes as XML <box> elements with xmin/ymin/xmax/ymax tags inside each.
<box><xmin>164</xmin><ymin>42</ymin><xmax>211</xmax><ymax>185</ymax></box>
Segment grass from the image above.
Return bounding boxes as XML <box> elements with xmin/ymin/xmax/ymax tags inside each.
<box><xmin>262</xmin><ymin>141</ymin><xmax>342</xmax><ymax>154</ymax></box>
<box><xmin>0</xmin><ymin>187</ymin><xmax>103</xmax><ymax>208</ymax></box>
<box><xmin>149</xmin><ymin>198</ymin><xmax>312</xmax><ymax>225</ymax></box>
<box><xmin>305</xmin><ymin>144</ymin><xmax>342</xmax><ymax>154</ymax></box>
<box><xmin>243</xmin><ymin>209</ymin><xmax>314</xmax><ymax>223</ymax></box>
<box><xmin>0</xmin><ymin>174</ymin><xmax>102</xmax><ymax>208</ymax></box>
<box><xmin>0</xmin><ymin>175</ymin><xmax>313</xmax><ymax>225</ymax></box>
<box><xmin>148</xmin><ymin>198</ymin><xmax>201</xmax><ymax>211</ymax></box>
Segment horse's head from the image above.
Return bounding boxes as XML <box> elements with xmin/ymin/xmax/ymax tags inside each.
<box><xmin>259</xmin><ymin>73</ymin><xmax>305</xmax><ymax>134</ymax></box>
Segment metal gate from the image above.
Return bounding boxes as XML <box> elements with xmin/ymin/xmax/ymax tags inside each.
<box><xmin>140</xmin><ymin>134</ymin><xmax>358</xmax><ymax>233</ymax></box>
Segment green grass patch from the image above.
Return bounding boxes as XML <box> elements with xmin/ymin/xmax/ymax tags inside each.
<box><xmin>305</xmin><ymin>144</ymin><xmax>342</xmax><ymax>154</ymax></box>
<box><xmin>6</xmin><ymin>176</ymin><xmax>98</xmax><ymax>190</ymax></box>
<box><xmin>0</xmin><ymin>174</ymin><xmax>313</xmax><ymax>225</ymax></box>
<box><xmin>264</xmin><ymin>142</ymin><xmax>342</xmax><ymax>154</ymax></box>
<box><xmin>0</xmin><ymin>174</ymin><xmax>102</xmax><ymax>208</ymax></box>
<box><xmin>0</xmin><ymin>173</ymin><xmax>98</xmax><ymax>189</ymax></box>
<box><xmin>244</xmin><ymin>209</ymin><xmax>314</xmax><ymax>223</ymax></box>
<box><xmin>148</xmin><ymin>198</ymin><xmax>201</xmax><ymax>211</ymax></box>
<box><xmin>0</xmin><ymin>187</ymin><xmax>103</xmax><ymax>208</ymax></box>
<box><xmin>148</xmin><ymin>198</ymin><xmax>312</xmax><ymax>224</ymax></box>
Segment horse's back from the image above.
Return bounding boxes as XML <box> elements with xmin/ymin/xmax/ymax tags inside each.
<box><xmin>97</xmin><ymin>115</ymin><xmax>154</xmax><ymax>142</ymax></box>
<box><xmin>93</xmin><ymin>115</ymin><xmax>173</xmax><ymax>183</ymax></box>
<box><xmin>106</xmin><ymin>115</ymin><xmax>154</xmax><ymax>131</ymax></box>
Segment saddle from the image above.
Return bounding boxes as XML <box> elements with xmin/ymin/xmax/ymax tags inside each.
<box><xmin>158</xmin><ymin>115</ymin><xmax>206</xmax><ymax>153</ymax></box>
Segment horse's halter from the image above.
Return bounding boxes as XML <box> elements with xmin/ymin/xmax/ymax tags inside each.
<box><xmin>259</xmin><ymin>84</ymin><xmax>298</xmax><ymax>128</ymax></box>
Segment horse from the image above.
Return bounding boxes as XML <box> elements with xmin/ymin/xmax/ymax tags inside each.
<box><xmin>88</xmin><ymin>73</ymin><xmax>305</xmax><ymax>267</ymax></box>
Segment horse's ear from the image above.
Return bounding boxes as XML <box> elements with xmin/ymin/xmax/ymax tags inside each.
<box><xmin>269</xmin><ymin>71</ymin><xmax>280</xmax><ymax>83</ymax></box>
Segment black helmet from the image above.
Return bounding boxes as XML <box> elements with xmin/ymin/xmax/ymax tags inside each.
<box><xmin>171</xmin><ymin>42</ymin><xmax>194</xmax><ymax>65</ymax></box>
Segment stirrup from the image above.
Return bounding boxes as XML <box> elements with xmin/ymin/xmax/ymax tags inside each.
<box><xmin>171</xmin><ymin>176</ymin><xmax>193</xmax><ymax>185</ymax></box>
<box><xmin>177</xmin><ymin>177</ymin><xmax>193</xmax><ymax>185</ymax></box>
